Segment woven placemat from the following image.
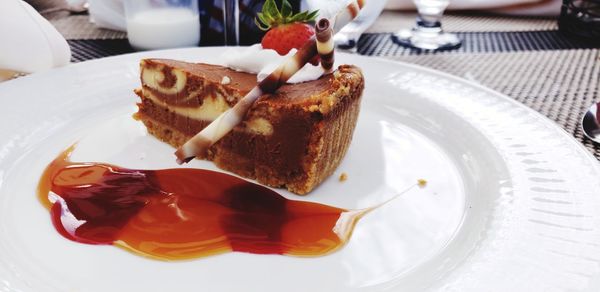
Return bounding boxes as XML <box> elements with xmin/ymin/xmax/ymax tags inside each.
<box><xmin>357</xmin><ymin>31</ymin><xmax>600</xmax><ymax>55</ymax></box>
<box><xmin>52</xmin><ymin>15</ymin><xmax>127</xmax><ymax>40</ymax></box>
<box><xmin>68</xmin><ymin>31</ymin><xmax>599</xmax><ymax>60</ymax></box>
<box><xmin>387</xmin><ymin>49</ymin><xmax>600</xmax><ymax>160</ymax></box>
<box><xmin>368</xmin><ymin>11</ymin><xmax>559</xmax><ymax>33</ymax></box>
<box><xmin>52</xmin><ymin>12</ymin><xmax>558</xmax><ymax>40</ymax></box>
<box><xmin>69</xmin><ymin>40</ymin><xmax>133</xmax><ymax>62</ymax></box>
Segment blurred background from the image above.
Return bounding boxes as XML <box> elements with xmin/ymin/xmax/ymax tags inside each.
<box><xmin>24</xmin><ymin>0</ymin><xmax>567</xmax><ymax>47</ymax></box>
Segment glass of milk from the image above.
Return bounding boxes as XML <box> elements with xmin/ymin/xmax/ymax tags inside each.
<box><xmin>125</xmin><ymin>0</ymin><xmax>200</xmax><ymax>50</ymax></box>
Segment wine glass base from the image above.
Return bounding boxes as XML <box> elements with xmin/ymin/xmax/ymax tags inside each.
<box><xmin>334</xmin><ymin>33</ymin><xmax>358</xmax><ymax>53</ymax></box>
<box><xmin>392</xmin><ymin>28</ymin><xmax>462</xmax><ymax>51</ymax></box>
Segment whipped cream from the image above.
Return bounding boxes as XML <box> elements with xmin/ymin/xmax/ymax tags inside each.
<box><xmin>218</xmin><ymin>44</ymin><xmax>325</xmax><ymax>84</ymax></box>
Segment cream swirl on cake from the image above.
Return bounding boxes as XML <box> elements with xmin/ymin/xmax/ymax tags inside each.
<box><xmin>218</xmin><ymin>45</ymin><xmax>325</xmax><ymax>84</ymax></box>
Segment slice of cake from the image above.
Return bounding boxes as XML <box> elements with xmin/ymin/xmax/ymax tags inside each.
<box><xmin>135</xmin><ymin>58</ymin><xmax>364</xmax><ymax>195</ymax></box>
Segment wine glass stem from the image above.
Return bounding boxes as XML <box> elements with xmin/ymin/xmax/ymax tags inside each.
<box><xmin>223</xmin><ymin>0</ymin><xmax>239</xmax><ymax>45</ymax></box>
<box><xmin>416</xmin><ymin>11</ymin><xmax>443</xmax><ymax>30</ymax></box>
<box><xmin>415</xmin><ymin>0</ymin><xmax>449</xmax><ymax>29</ymax></box>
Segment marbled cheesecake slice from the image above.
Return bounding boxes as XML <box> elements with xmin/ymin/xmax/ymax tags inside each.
<box><xmin>135</xmin><ymin>58</ymin><xmax>364</xmax><ymax>195</ymax></box>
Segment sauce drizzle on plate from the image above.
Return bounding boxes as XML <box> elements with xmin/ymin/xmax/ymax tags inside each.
<box><xmin>37</xmin><ymin>146</ymin><xmax>369</xmax><ymax>260</ymax></box>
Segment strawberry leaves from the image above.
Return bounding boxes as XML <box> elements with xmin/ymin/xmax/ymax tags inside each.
<box><xmin>281</xmin><ymin>0</ymin><xmax>293</xmax><ymax>18</ymax></box>
<box><xmin>255</xmin><ymin>0</ymin><xmax>319</xmax><ymax>31</ymax></box>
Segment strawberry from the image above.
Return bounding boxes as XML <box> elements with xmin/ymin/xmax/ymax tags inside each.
<box><xmin>255</xmin><ymin>0</ymin><xmax>319</xmax><ymax>64</ymax></box>
<box><xmin>261</xmin><ymin>23</ymin><xmax>315</xmax><ymax>56</ymax></box>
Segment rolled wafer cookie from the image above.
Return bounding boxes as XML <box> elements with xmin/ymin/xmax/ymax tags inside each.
<box><xmin>316</xmin><ymin>18</ymin><xmax>334</xmax><ymax>72</ymax></box>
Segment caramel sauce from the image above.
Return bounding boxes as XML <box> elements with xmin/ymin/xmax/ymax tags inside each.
<box><xmin>37</xmin><ymin>146</ymin><xmax>366</xmax><ymax>260</ymax></box>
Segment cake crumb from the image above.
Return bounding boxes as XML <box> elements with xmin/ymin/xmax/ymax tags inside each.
<box><xmin>221</xmin><ymin>76</ymin><xmax>231</xmax><ymax>85</ymax></box>
<box><xmin>308</xmin><ymin>104</ymin><xmax>319</xmax><ymax>112</ymax></box>
<box><xmin>417</xmin><ymin>179</ymin><xmax>427</xmax><ymax>188</ymax></box>
<box><xmin>339</xmin><ymin>172</ymin><xmax>348</xmax><ymax>182</ymax></box>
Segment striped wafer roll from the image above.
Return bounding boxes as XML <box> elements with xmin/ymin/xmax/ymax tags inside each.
<box><xmin>332</xmin><ymin>0</ymin><xmax>365</xmax><ymax>34</ymax></box>
<box><xmin>175</xmin><ymin>0</ymin><xmax>366</xmax><ymax>164</ymax></box>
<box><xmin>316</xmin><ymin>18</ymin><xmax>334</xmax><ymax>72</ymax></box>
<box><xmin>257</xmin><ymin>38</ymin><xmax>318</xmax><ymax>94</ymax></box>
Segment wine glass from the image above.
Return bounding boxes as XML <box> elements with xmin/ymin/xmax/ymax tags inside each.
<box><xmin>222</xmin><ymin>0</ymin><xmax>239</xmax><ymax>45</ymax></box>
<box><xmin>392</xmin><ymin>0</ymin><xmax>461</xmax><ymax>50</ymax></box>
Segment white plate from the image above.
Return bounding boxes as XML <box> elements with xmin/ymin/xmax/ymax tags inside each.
<box><xmin>1</xmin><ymin>48</ymin><xmax>599</xmax><ymax>292</ymax></box>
